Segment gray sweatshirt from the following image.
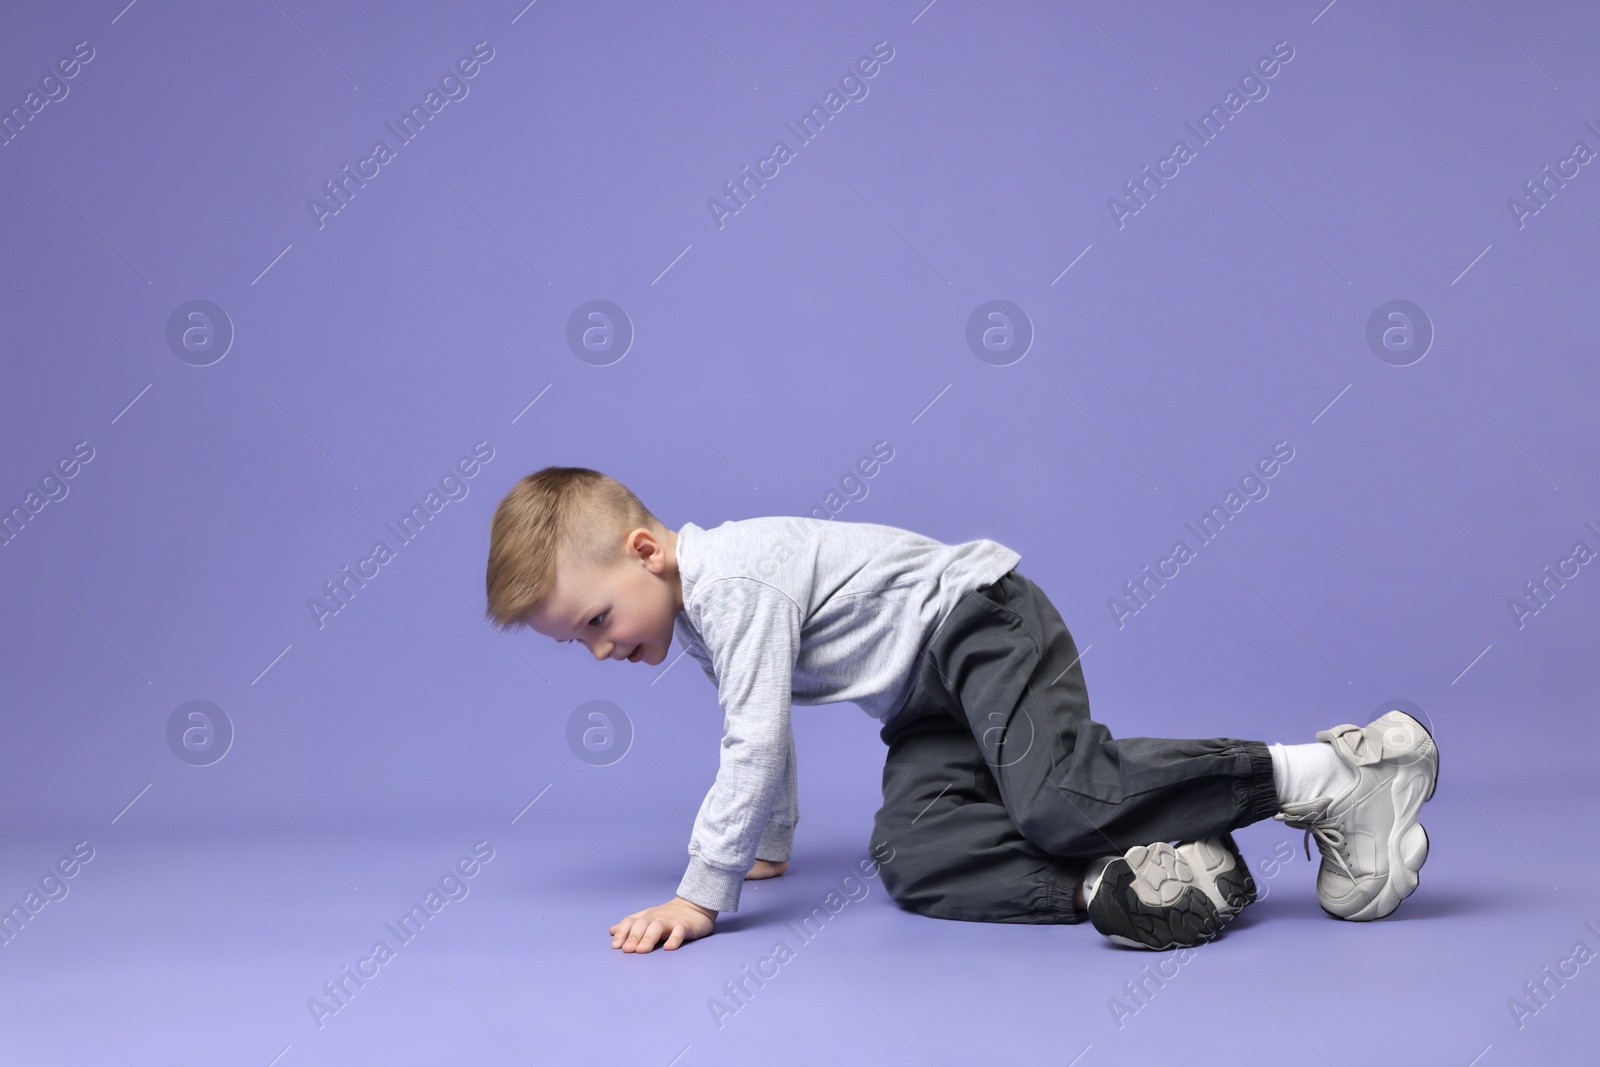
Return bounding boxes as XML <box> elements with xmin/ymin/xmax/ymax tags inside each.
<box><xmin>670</xmin><ymin>515</ymin><xmax>1021</xmax><ymax>913</ymax></box>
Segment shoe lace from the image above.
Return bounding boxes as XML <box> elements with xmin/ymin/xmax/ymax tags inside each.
<box><xmin>1277</xmin><ymin>811</ymin><xmax>1357</xmax><ymax>884</ymax></box>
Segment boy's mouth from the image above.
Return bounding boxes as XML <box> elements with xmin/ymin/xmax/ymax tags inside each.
<box><xmin>627</xmin><ymin>644</ymin><xmax>642</xmax><ymax>662</ymax></box>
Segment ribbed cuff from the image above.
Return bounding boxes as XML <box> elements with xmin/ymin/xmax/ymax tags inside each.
<box><xmin>676</xmin><ymin>856</ymin><xmax>746</xmax><ymax>914</ymax></box>
<box><xmin>754</xmin><ymin>819</ymin><xmax>796</xmax><ymax>863</ymax></box>
<box><xmin>1235</xmin><ymin>739</ymin><xmax>1281</xmax><ymax>826</ymax></box>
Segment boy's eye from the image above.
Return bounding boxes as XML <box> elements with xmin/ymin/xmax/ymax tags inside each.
<box><xmin>589</xmin><ymin>612</ymin><xmax>606</xmax><ymax>627</ymax></box>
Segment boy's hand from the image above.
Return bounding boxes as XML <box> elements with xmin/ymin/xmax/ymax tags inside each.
<box><xmin>609</xmin><ymin>896</ymin><xmax>716</xmax><ymax>953</ymax></box>
<box><xmin>746</xmin><ymin>859</ymin><xmax>788</xmax><ymax>880</ymax></box>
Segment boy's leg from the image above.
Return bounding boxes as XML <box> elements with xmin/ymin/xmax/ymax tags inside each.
<box><xmin>920</xmin><ymin>569</ymin><xmax>1280</xmax><ymax>858</ymax></box>
<box><xmin>869</xmin><ymin>710</ymin><xmax>1089</xmax><ymax>924</ymax></box>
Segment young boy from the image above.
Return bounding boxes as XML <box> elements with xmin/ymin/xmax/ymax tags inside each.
<box><xmin>484</xmin><ymin>467</ymin><xmax>1439</xmax><ymax>954</ymax></box>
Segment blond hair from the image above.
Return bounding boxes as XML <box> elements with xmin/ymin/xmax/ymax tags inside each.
<box><xmin>484</xmin><ymin>467</ymin><xmax>664</xmax><ymax>632</ymax></box>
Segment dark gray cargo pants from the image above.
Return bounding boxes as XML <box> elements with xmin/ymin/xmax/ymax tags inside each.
<box><xmin>868</xmin><ymin>569</ymin><xmax>1280</xmax><ymax>924</ymax></box>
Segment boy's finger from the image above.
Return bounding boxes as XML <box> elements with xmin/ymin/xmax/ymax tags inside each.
<box><xmin>664</xmin><ymin>923</ymin><xmax>686</xmax><ymax>949</ymax></box>
<box><xmin>624</xmin><ymin>919</ymin><xmax>653</xmax><ymax>952</ymax></box>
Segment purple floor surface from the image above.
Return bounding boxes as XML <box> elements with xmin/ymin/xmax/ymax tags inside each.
<box><xmin>2</xmin><ymin>755</ymin><xmax>1593</xmax><ymax>1065</ymax></box>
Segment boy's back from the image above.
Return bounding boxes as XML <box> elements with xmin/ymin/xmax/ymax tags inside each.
<box><xmin>671</xmin><ymin>515</ymin><xmax>1019</xmax><ymax>911</ymax></box>
<box><xmin>675</xmin><ymin>515</ymin><xmax>1019</xmax><ymax>719</ymax></box>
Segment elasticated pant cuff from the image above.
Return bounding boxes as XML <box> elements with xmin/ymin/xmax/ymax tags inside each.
<box><xmin>1236</xmin><ymin>739</ymin><xmax>1281</xmax><ymax>825</ymax></box>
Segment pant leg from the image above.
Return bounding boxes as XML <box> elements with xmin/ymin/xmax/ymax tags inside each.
<box><xmin>914</xmin><ymin>568</ymin><xmax>1280</xmax><ymax>858</ymax></box>
<box><xmin>870</xmin><ymin>711</ymin><xmax>1088</xmax><ymax>924</ymax></box>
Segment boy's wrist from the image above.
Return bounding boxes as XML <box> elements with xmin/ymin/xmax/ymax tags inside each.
<box><xmin>677</xmin><ymin>895</ymin><xmax>718</xmax><ymax>918</ymax></box>
<box><xmin>678</xmin><ymin>855</ymin><xmax>746</xmax><ymax>913</ymax></box>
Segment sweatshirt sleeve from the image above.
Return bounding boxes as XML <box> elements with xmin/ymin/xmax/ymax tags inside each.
<box><xmin>754</xmin><ymin>727</ymin><xmax>798</xmax><ymax>864</ymax></box>
<box><xmin>675</xmin><ymin>577</ymin><xmax>803</xmax><ymax>913</ymax></box>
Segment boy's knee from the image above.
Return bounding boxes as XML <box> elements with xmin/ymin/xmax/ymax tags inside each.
<box><xmin>866</xmin><ymin>832</ymin><xmax>923</xmax><ymax>908</ymax></box>
<box><xmin>878</xmin><ymin>868</ymin><xmax>914</xmax><ymax>909</ymax></box>
<box><xmin>875</xmin><ymin>859</ymin><xmax>941</xmax><ymax>916</ymax></box>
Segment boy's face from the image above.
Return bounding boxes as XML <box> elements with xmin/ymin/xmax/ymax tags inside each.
<box><xmin>527</xmin><ymin>526</ymin><xmax>681</xmax><ymax>666</ymax></box>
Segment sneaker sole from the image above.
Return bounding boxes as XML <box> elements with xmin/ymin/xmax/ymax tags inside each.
<box><xmin>1212</xmin><ymin>832</ymin><xmax>1259</xmax><ymax>916</ymax></box>
<box><xmin>1179</xmin><ymin>833</ymin><xmax>1258</xmax><ymax>921</ymax></box>
<box><xmin>1330</xmin><ymin>712</ymin><xmax>1437</xmax><ymax>922</ymax></box>
<box><xmin>1088</xmin><ymin>847</ymin><xmax>1224</xmax><ymax>950</ymax></box>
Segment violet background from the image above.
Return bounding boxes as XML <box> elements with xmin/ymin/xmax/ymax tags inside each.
<box><xmin>1</xmin><ymin>0</ymin><xmax>1596</xmax><ymax>1064</ymax></box>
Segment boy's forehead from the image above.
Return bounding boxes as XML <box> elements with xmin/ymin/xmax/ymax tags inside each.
<box><xmin>533</xmin><ymin>559</ymin><xmax>606</xmax><ymax>632</ymax></box>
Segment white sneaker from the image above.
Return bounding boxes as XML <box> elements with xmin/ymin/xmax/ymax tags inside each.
<box><xmin>1274</xmin><ymin>709</ymin><xmax>1438</xmax><ymax>921</ymax></box>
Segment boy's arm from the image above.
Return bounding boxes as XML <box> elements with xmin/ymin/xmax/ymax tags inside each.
<box><xmin>675</xmin><ymin>577</ymin><xmax>804</xmax><ymax>914</ymax></box>
<box><xmin>753</xmin><ymin>727</ymin><xmax>798</xmax><ymax>864</ymax></box>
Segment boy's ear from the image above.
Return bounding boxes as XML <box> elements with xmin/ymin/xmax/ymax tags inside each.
<box><xmin>627</xmin><ymin>527</ymin><xmax>662</xmax><ymax>564</ymax></box>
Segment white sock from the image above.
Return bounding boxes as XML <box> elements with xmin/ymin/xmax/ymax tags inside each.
<box><xmin>1269</xmin><ymin>740</ymin><xmax>1356</xmax><ymax>808</ymax></box>
<box><xmin>1081</xmin><ymin>855</ymin><xmax>1117</xmax><ymax>906</ymax></box>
